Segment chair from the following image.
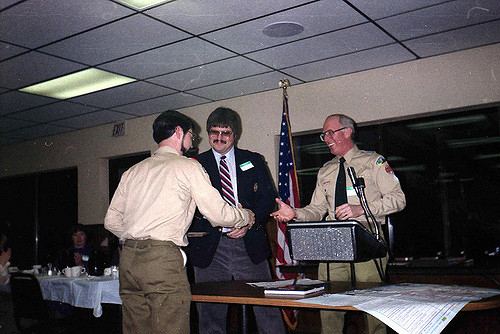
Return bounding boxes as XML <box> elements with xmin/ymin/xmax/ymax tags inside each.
<box><xmin>10</xmin><ymin>273</ymin><xmax>71</xmax><ymax>334</ymax></box>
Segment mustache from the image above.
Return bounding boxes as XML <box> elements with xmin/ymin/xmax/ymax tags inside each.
<box><xmin>212</xmin><ymin>139</ymin><xmax>227</xmax><ymax>144</ymax></box>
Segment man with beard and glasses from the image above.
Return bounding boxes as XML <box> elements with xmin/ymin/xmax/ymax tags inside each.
<box><xmin>105</xmin><ymin>110</ymin><xmax>255</xmax><ymax>334</ymax></box>
<box><xmin>186</xmin><ymin>107</ymin><xmax>285</xmax><ymax>334</ymax></box>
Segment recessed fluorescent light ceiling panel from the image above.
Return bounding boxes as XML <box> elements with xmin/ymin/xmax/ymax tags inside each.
<box><xmin>19</xmin><ymin>69</ymin><xmax>136</xmax><ymax>99</ymax></box>
<box><xmin>407</xmin><ymin>115</ymin><xmax>486</xmax><ymax>130</ymax></box>
<box><xmin>117</xmin><ymin>0</ymin><xmax>169</xmax><ymax>10</ymax></box>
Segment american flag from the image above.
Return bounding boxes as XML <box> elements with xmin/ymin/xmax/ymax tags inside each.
<box><xmin>276</xmin><ymin>92</ymin><xmax>301</xmax><ymax>329</ymax></box>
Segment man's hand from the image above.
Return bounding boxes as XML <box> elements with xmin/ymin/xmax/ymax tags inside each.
<box><xmin>74</xmin><ymin>252</ymin><xmax>83</xmax><ymax>266</ymax></box>
<box><xmin>242</xmin><ymin>208</ymin><xmax>255</xmax><ymax>228</ymax></box>
<box><xmin>335</xmin><ymin>203</ymin><xmax>363</xmax><ymax>220</ymax></box>
<box><xmin>0</xmin><ymin>248</ymin><xmax>11</xmax><ymax>266</ymax></box>
<box><xmin>227</xmin><ymin>226</ymin><xmax>249</xmax><ymax>239</ymax></box>
<box><xmin>270</xmin><ymin>198</ymin><xmax>296</xmax><ymax>222</ymax></box>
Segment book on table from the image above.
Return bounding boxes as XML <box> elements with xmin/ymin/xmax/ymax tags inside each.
<box><xmin>264</xmin><ymin>283</ymin><xmax>326</xmax><ymax>296</ymax></box>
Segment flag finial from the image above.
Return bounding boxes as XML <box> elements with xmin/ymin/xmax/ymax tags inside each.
<box><xmin>279</xmin><ymin>78</ymin><xmax>290</xmax><ymax>89</ymax></box>
<box><xmin>279</xmin><ymin>78</ymin><xmax>290</xmax><ymax>97</ymax></box>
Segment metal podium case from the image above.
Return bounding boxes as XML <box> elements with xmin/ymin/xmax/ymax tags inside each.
<box><xmin>287</xmin><ymin>221</ymin><xmax>387</xmax><ymax>263</ymax></box>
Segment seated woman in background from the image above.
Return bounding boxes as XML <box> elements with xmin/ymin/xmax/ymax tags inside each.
<box><xmin>56</xmin><ymin>225</ymin><xmax>92</xmax><ymax>271</ymax></box>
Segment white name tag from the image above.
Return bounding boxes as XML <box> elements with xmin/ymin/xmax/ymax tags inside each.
<box><xmin>240</xmin><ymin>161</ymin><xmax>254</xmax><ymax>171</ymax></box>
<box><xmin>347</xmin><ymin>187</ymin><xmax>356</xmax><ymax>197</ymax></box>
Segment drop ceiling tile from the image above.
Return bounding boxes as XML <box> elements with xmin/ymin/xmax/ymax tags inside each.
<box><xmin>0</xmin><ymin>91</ymin><xmax>57</xmax><ymax>116</ymax></box>
<box><xmin>112</xmin><ymin>93</ymin><xmax>210</xmax><ymax>116</ymax></box>
<box><xmin>50</xmin><ymin>110</ymin><xmax>135</xmax><ymax>129</ymax></box>
<box><xmin>99</xmin><ymin>37</ymin><xmax>235</xmax><ymax>79</ymax></box>
<box><xmin>10</xmin><ymin>101</ymin><xmax>98</xmax><ymax>123</ymax></box>
<box><xmin>147</xmin><ymin>56</ymin><xmax>271</xmax><ymax>91</ymax></box>
<box><xmin>377</xmin><ymin>0</ymin><xmax>500</xmax><ymax>41</ymax></box>
<box><xmin>349</xmin><ymin>0</ymin><xmax>450</xmax><ymax>20</ymax></box>
<box><xmin>40</xmin><ymin>14</ymin><xmax>190</xmax><ymax>65</ymax></box>
<box><xmin>187</xmin><ymin>71</ymin><xmax>301</xmax><ymax>101</ymax></box>
<box><xmin>3</xmin><ymin>123</ymin><xmax>73</xmax><ymax>141</ymax></box>
<box><xmin>0</xmin><ymin>0</ymin><xmax>134</xmax><ymax>49</ymax></box>
<box><xmin>69</xmin><ymin>81</ymin><xmax>175</xmax><ymax>109</ymax></box>
<box><xmin>405</xmin><ymin>20</ymin><xmax>500</xmax><ymax>57</ymax></box>
<box><xmin>247</xmin><ymin>23</ymin><xmax>395</xmax><ymax>69</ymax></box>
<box><xmin>145</xmin><ymin>0</ymin><xmax>310</xmax><ymax>35</ymax></box>
<box><xmin>0</xmin><ymin>116</ymin><xmax>37</xmax><ymax>133</ymax></box>
<box><xmin>203</xmin><ymin>0</ymin><xmax>367</xmax><ymax>54</ymax></box>
<box><xmin>0</xmin><ymin>51</ymin><xmax>86</xmax><ymax>90</ymax></box>
<box><xmin>284</xmin><ymin>44</ymin><xmax>416</xmax><ymax>82</ymax></box>
<box><xmin>0</xmin><ymin>41</ymin><xmax>28</xmax><ymax>61</ymax></box>
<box><xmin>0</xmin><ymin>1</ymin><xmax>19</xmax><ymax>11</ymax></box>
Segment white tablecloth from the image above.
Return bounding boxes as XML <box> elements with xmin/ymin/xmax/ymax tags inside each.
<box><xmin>38</xmin><ymin>275</ymin><xmax>121</xmax><ymax>317</ymax></box>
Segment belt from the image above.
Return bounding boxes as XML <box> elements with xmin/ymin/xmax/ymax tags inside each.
<box><xmin>124</xmin><ymin>239</ymin><xmax>178</xmax><ymax>248</ymax></box>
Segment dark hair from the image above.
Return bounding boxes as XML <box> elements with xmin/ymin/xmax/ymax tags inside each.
<box><xmin>206</xmin><ymin>107</ymin><xmax>241</xmax><ymax>138</ymax></box>
<box><xmin>153</xmin><ymin>110</ymin><xmax>195</xmax><ymax>144</ymax></box>
<box><xmin>69</xmin><ymin>224</ymin><xmax>87</xmax><ymax>237</ymax></box>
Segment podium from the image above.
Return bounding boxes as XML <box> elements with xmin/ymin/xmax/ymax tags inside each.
<box><xmin>287</xmin><ymin>221</ymin><xmax>387</xmax><ymax>262</ymax></box>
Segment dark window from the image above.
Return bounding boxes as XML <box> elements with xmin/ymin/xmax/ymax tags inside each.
<box><xmin>0</xmin><ymin>168</ymin><xmax>77</xmax><ymax>268</ymax></box>
<box><xmin>293</xmin><ymin>107</ymin><xmax>500</xmax><ymax>262</ymax></box>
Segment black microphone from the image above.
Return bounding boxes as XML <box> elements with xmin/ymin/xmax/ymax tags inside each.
<box><xmin>347</xmin><ymin>166</ymin><xmax>357</xmax><ymax>188</ymax></box>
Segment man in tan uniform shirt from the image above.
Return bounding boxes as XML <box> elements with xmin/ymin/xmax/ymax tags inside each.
<box><xmin>272</xmin><ymin>114</ymin><xmax>406</xmax><ymax>334</ymax></box>
<box><xmin>105</xmin><ymin>110</ymin><xmax>254</xmax><ymax>334</ymax></box>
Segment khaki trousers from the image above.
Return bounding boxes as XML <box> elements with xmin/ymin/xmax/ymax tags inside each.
<box><xmin>120</xmin><ymin>239</ymin><xmax>191</xmax><ymax>334</ymax></box>
<box><xmin>318</xmin><ymin>257</ymin><xmax>387</xmax><ymax>334</ymax></box>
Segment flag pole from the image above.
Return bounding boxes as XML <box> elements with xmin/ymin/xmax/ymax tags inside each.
<box><xmin>279</xmin><ymin>79</ymin><xmax>300</xmax><ymax>204</ymax></box>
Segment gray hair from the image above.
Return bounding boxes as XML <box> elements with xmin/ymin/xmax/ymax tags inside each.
<box><xmin>327</xmin><ymin>114</ymin><xmax>356</xmax><ymax>135</ymax></box>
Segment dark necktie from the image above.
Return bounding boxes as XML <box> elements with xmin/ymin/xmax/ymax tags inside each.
<box><xmin>335</xmin><ymin>157</ymin><xmax>347</xmax><ymax>208</ymax></box>
<box><xmin>219</xmin><ymin>156</ymin><xmax>236</xmax><ymax>206</ymax></box>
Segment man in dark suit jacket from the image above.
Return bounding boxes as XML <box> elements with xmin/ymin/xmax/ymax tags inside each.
<box><xmin>186</xmin><ymin>107</ymin><xmax>285</xmax><ymax>334</ymax></box>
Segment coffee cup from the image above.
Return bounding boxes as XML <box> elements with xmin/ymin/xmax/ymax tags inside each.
<box><xmin>62</xmin><ymin>266</ymin><xmax>86</xmax><ymax>277</ymax></box>
<box><xmin>71</xmin><ymin>266</ymin><xmax>86</xmax><ymax>277</ymax></box>
<box><xmin>62</xmin><ymin>267</ymin><xmax>72</xmax><ymax>277</ymax></box>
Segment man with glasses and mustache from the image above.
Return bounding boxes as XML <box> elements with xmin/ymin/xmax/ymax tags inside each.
<box><xmin>105</xmin><ymin>110</ymin><xmax>255</xmax><ymax>334</ymax></box>
<box><xmin>272</xmin><ymin>114</ymin><xmax>406</xmax><ymax>334</ymax></box>
<box><xmin>186</xmin><ymin>107</ymin><xmax>285</xmax><ymax>334</ymax></box>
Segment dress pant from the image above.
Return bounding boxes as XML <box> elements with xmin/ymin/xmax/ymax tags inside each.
<box><xmin>318</xmin><ymin>257</ymin><xmax>388</xmax><ymax>334</ymax></box>
<box><xmin>194</xmin><ymin>236</ymin><xmax>286</xmax><ymax>334</ymax></box>
<box><xmin>120</xmin><ymin>240</ymin><xmax>191</xmax><ymax>334</ymax></box>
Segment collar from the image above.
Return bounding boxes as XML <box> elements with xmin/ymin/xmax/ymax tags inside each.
<box><xmin>336</xmin><ymin>145</ymin><xmax>360</xmax><ymax>163</ymax></box>
<box><xmin>153</xmin><ymin>145</ymin><xmax>181</xmax><ymax>157</ymax></box>
<box><xmin>212</xmin><ymin>146</ymin><xmax>235</xmax><ymax>162</ymax></box>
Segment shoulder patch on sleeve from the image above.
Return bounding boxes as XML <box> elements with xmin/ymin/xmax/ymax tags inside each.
<box><xmin>385</xmin><ymin>164</ymin><xmax>393</xmax><ymax>174</ymax></box>
<box><xmin>375</xmin><ymin>156</ymin><xmax>386</xmax><ymax>165</ymax></box>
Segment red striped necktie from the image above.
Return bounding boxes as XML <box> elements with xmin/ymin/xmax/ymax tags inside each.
<box><xmin>219</xmin><ymin>155</ymin><xmax>236</xmax><ymax>206</ymax></box>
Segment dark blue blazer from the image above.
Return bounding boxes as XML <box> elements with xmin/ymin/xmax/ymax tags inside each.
<box><xmin>185</xmin><ymin>148</ymin><xmax>276</xmax><ymax>268</ymax></box>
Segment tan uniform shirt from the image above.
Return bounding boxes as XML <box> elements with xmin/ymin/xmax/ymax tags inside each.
<box><xmin>104</xmin><ymin>146</ymin><xmax>250</xmax><ymax>246</ymax></box>
<box><xmin>295</xmin><ymin>145</ymin><xmax>406</xmax><ymax>226</ymax></box>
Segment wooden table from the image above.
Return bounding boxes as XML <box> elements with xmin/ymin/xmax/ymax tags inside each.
<box><xmin>192</xmin><ymin>280</ymin><xmax>500</xmax><ymax>334</ymax></box>
<box><xmin>191</xmin><ymin>280</ymin><xmax>500</xmax><ymax>312</ymax></box>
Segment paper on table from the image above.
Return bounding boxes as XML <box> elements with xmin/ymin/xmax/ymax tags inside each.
<box><xmin>297</xmin><ymin>283</ymin><xmax>500</xmax><ymax>334</ymax></box>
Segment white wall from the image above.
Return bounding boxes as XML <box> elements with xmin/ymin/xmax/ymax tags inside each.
<box><xmin>1</xmin><ymin>43</ymin><xmax>499</xmax><ymax>226</ymax></box>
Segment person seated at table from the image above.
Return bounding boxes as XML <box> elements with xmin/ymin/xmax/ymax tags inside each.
<box><xmin>0</xmin><ymin>227</ymin><xmax>17</xmax><ymax>333</ymax></box>
<box><xmin>0</xmin><ymin>231</ymin><xmax>11</xmax><ymax>286</ymax></box>
<box><xmin>57</xmin><ymin>225</ymin><xmax>92</xmax><ymax>271</ymax></box>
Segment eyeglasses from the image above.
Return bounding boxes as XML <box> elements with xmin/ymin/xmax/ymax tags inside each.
<box><xmin>209</xmin><ymin>130</ymin><xmax>233</xmax><ymax>138</ymax></box>
<box><xmin>187</xmin><ymin>130</ymin><xmax>196</xmax><ymax>140</ymax></box>
<box><xmin>319</xmin><ymin>127</ymin><xmax>347</xmax><ymax>142</ymax></box>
